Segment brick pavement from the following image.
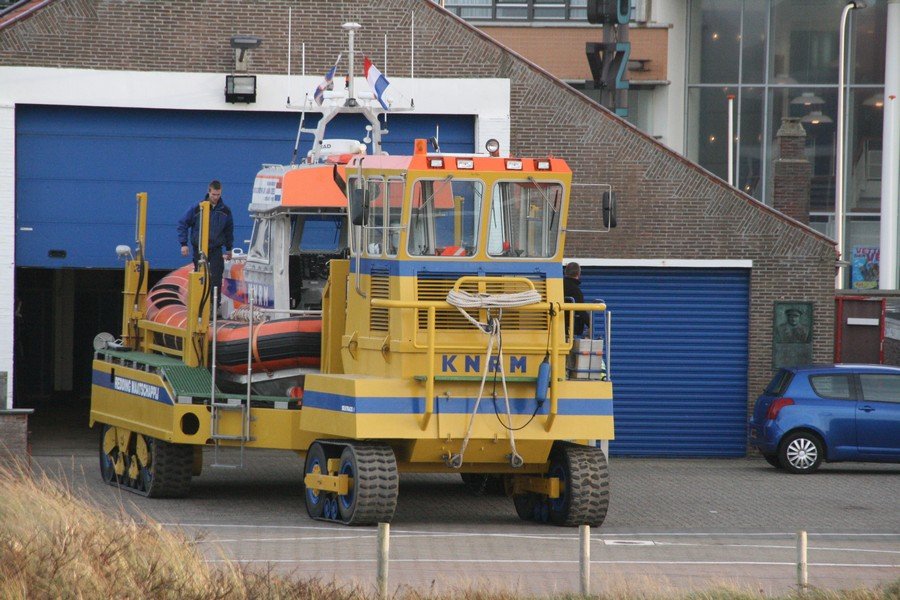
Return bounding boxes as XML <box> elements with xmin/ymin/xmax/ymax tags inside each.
<box><xmin>22</xmin><ymin>412</ymin><xmax>900</xmax><ymax>596</ymax></box>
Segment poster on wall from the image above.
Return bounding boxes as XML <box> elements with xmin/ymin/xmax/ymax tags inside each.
<box><xmin>851</xmin><ymin>246</ymin><xmax>879</xmax><ymax>289</ymax></box>
<box><xmin>773</xmin><ymin>302</ymin><xmax>813</xmax><ymax>368</ymax></box>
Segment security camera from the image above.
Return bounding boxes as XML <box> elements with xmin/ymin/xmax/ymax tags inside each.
<box><xmin>230</xmin><ymin>35</ymin><xmax>262</xmax><ymax>65</ymax></box>
<box><xmin>230</xmin><ymin>35</ymin><xmax>262</xmax><ymax>50</ymax></box>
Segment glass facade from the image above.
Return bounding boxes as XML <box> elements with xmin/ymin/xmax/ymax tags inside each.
<box><xmin>443</xmin><ymin>0</ymin><xmax>589</xmax><ymax>21</ymax></box>
<box><xmin>686</xmin><ymin>0</ymin><xmax>887</xmax><ymax>284</ymax></box>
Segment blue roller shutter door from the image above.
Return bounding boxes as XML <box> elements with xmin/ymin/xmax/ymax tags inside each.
<box><xmin>581</xmin><ymin>267</ymin><xmax>750</xmax><ymax>457</ymax></box>
<box><xmin>15</xmin><ymin>105</ymin><xmax>474</xmax><ymax>269</ymax></box>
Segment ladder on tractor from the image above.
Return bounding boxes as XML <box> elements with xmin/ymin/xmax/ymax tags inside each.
<box><xmin>208</xmin><ymin>286</ymin><xmax>253</xmax><ymax>468</ymax></box>
<box><xmin>209</xmin><ymin>396</ymin><xmax>251</xmax><ymax>468</ymax></box>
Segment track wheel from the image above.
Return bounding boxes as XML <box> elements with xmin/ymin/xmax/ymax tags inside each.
<box><xmin>547</xmin><ymin>442</ymin><xmax>610</xmax><ymax>527</ymax></box>
<box><xmin>98</xmin><ymin>425</ymin><xmax>192</xmax><ymax>497</ymax></box>
<box><xmin>99</xmin><ymin>424</ymin><xmax>121</xmax><ymax>484</ymax></box>
<box><xmin>304</xmin><ymin>443</ymin><xmax>328</xmax><ymax>519</ymax></box>
<box><xmin>337</xmin><ymin>443</ymin><xmax>399</xmax><ymax>525</ymax></box>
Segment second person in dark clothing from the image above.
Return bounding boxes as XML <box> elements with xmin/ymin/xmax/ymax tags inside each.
<box><xmin>563</xmin><ymin>261</ymin><xmax>589</xmax><ymax>337</ymax></box>
<box><xmin>177</xmin><ymin>180</ymin><xmax>234</xmax><ymax>305</ymax></box>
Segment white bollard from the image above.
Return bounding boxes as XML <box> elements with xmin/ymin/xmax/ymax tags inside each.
<box><xmin>377</xmin><ymin>522</ymin><xmax>390</xmax><ymax>600</ymax></box>
<box><xmin>797</xmin><ymin>530</ymin><xmax>808</xmax><ymax>592</ymax></box>
<box><xmin>580</xmin><ymin>524</ymin><xmax>591</xmax><ymax>597</ymax></box>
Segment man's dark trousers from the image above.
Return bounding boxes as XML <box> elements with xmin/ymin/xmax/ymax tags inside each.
<box><xmin>193</xmin><ymin>247</ymin><xmax>225</xmax><ymax>304</ymax></box>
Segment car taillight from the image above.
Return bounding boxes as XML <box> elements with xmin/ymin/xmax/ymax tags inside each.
<box><xmin>767</xmin><ymin>397</ymin><xmax>794</xmax><ymax>420</ymax></box>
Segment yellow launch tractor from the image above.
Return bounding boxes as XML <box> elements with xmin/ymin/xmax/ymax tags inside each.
<box><xmin>91</xmin><ymin>28</ymin><xmax>615</xmax><ymax>526</ymax></box>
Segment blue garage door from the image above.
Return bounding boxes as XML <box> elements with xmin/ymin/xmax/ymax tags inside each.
<box><xmin>16</xmin><ymin>105</ymin><xmax>474</xmax><ymax>268</ymax></box>
<box><xmin>581</xmin><ymin>267</ymin><xmax>750</xmax><ymax>457</ymax></box>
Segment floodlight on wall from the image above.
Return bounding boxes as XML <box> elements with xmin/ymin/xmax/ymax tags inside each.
<box><xmin>791</xmin><ymin>92</ymin><xmax>825</xmax><ymax>106</ymax></box>
<box><xmin>863</xmin><ymin>93</ymin><xmax>885</xmax><ymax>108</ymax></box>
<box><xmin>230</xmin><ymin>34</ymin><xmax>262</xmax><ymax>72</ymax></box>
<box><xmin>225</xmin><ymin>75</ymin><xmax>257</xmax><ymax>103</ymax></box>
<box><xmin>800</xmin><ymin>110</ymin><xmax>833</xmax><ymax>124</ymax></box>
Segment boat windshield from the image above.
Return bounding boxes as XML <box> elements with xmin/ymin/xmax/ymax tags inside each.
<box><xmin>487</xmin><ymin>180</ymin><xmax>563</xmax><ymax>258</ymax></box>
<box><xmin>407</xmin><ymin>178</ymin><xmax>483</xmax><ymax>257</ymax></box>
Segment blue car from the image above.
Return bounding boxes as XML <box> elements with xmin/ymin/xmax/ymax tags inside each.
<box><xmin>749</xmin><ymin>364</ymin><xmax>900</xmax><ymax>473</ymax></box>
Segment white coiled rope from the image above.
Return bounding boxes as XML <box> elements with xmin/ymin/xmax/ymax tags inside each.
<box><xmin>446</xmin><ymin>289</ymin><xmax>542</xmax><ymax>332</ymax></box>
<box><xmin>445</xmin><ymin>288</ymin><xmax>542</xmax><ymax>468</ymax></box>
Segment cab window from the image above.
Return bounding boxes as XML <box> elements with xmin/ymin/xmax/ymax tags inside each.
<box><xmin>407</xmin><ymin>178</ymin><xmax>483</xmax><ymax>257</ymax></box>
<box><xmin>487</xmin><ymin>180</ymin><xmax>563</xmax><ymax>258</ymax></box>
<box><xmin>247</xmin><ymin>217</ymin><xmax>271</xmax><ymax>263</ymax></box>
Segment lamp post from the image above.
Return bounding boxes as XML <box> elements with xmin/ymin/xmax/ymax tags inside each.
<box><xmin>835</xmin><ymin>1</ymin><xmax>867</xmax><ymax>289</ymax></box>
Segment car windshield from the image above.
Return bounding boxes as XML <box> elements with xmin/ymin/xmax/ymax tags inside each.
<box><xmin>764</xmin><ymin>369</ymin><xmax>793</xmax><ymax>395</ymax></box>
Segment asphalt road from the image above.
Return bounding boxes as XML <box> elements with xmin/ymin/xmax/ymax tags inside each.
<box><xmin>27</xmin><ymin>410</ymin><xmax>900</xmax><ymax>597</ymax></box>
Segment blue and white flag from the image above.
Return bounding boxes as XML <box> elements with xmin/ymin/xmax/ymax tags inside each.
<box><xmin>364</xmin><ymin>56</ymin><xmax>390</xmax><ymax>110</ymax></box>
<box><xmin>313</xmin><ymin>54</ymin><xmax>341</xmax><ymax>106</ymax></box>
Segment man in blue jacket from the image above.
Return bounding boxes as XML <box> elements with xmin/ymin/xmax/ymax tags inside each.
<box><xmin>177</xmin><ymin>180</ymin><xmax>234</xmax><ymax>307</ymax></box>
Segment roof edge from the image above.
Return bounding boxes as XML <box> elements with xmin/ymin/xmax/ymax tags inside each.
<box><xmin>0</xmin><ymin>0</ymin><xmax>57</xmax><ymax>31</ymax></box>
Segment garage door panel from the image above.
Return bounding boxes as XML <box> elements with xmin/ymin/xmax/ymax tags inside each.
<box><xmin>583</xmin><ymin>267</ymin><xmax>749</xmax><ymax>457</ymax></box>
<box><xmin>16</xmin><ymin>105</ymin><xmax>474</xmax><ymax>268</ymax></box>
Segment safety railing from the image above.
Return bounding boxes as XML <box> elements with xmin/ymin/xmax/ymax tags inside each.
<box><xmin>369</xmin><ymin>296</ymin><xmax>607</xmax><ymax>431</ymax></box>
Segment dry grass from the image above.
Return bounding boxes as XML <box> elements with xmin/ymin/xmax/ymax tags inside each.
<box><xmin>0</xmin><ymin>463</ymin><xmax>896</xmax><ymax>600</ymax></box>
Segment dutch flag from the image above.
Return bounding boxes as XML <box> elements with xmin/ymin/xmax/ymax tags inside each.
<box><xmin>313</xmin><ymin>55</ymin><xmax>341</xmax><ymax>106</ymax></box>
<box><xmin>364</xmin><ymin>56</ymin><xmax>390</xmax><ymax>110</ymax></box>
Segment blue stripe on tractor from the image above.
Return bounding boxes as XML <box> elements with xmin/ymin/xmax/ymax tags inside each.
<box><xmin>303</xmin><ymin>390</ymin><xmax>612</xmax><ymax>416</ymax></box>
<box><xmin>355</xmin><ymin>258</ymin><xmax>564</xmax><ymax>278</ymax></box>
<box><xmin>92</xmin><ymin>369</ymin><xmax>175</xmax><ymax>405</ymax></box>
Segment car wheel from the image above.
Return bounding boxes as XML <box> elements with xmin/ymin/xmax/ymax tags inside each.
<box><xmin>778</xmin><ymin>431</ymin><xmax>823</xmax><ymax>474</ymax></box>
<box><xmin>762</xmin><ymin>453</ymin><xmax>781</xmax><ymax>469</ymax></box>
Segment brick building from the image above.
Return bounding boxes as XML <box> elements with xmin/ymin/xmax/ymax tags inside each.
<box><xmin>0</xmin><ymin>0</ymin><xmax>835</xmax><ymax>456</ymax></box>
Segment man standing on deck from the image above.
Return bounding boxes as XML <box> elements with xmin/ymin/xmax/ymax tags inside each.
<box><xmin>177</xmin><ymin>180</ymin><xmax>234</xmax><ymax>308</ymax></box>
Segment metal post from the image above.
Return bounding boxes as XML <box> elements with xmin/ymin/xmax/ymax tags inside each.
<box><xmin>727</xmin><ymin>94</ymin><xmax>735</xmax><ymax>187</ymax></box>
<box><xmin>879</xmin><ymin>0</ymin><xmax>900</xmax><ymax>289</ymax></box>
<box><xmin>377</xmin><ymin>522</ymin><xmax>390</xmax><ymax>600</ymax></box>
<box><xmin>797</xmin><ymin>530</ymin><xmax>808</xmax><ymax>592</ymax></box>
<box><xmin>343</xmin><ymin>23</ymin><xmax>361</xmax><ymax>100</ymax></box>
<box><xmin>211</xmin><ymin>286</ymin><xmax>218</xmax><ymax>405</ymax></box>
<box><xmin>836</xmin><ymin>1</ymin><xmax>867</xmax><ymax>289</ymax></box>
<box><xmin>579</xmin><ymin>524</ymin><xmax>591</xmax><ymax>597</ymax></box>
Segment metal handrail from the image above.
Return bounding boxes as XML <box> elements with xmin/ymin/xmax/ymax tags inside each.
<box><xmin>370</xmin><ymin>297</ymin><xmax>607</xmax><ymax>431</ymax></box>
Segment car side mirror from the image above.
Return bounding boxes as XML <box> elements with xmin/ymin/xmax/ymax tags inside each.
<box><xmin>350</xmin><ymin>187</ymin><xmax>368</xmax><ymax>226</ymax></box>
<box><xmin>602</xmin><ymin>191</ymin><xmax>617</xmax><ymax>229</ymax></box>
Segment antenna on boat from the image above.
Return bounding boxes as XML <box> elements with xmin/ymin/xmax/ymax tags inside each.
<box><xmin>290</xmin><ymin>103</ymin><xmax>307</xmax><ymax>165</ymax></box>
<box><xmin>342</xmin><ymin>22</ymin><xmax>361</xmax><ymax>106</ymax></box>
<box><xmin>286</xmin><ymin>6</ymin><xmax>292</xmax><ymax>106</ymax></box>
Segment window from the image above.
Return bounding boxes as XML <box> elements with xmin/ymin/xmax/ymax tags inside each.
<box><xmin>764</xmin><ymin>369</ymin><xmax>793</xmax><ymax>395</ymax></box>
<box><xmin>407</xmin><ymin>178</ymin><xmax>483</xmax><ymax>257</ymax></box>
<box><xmin>487</xmin><ymin>180</ymin><xmax>563</xmax><ymax>258</ymax></box>
<box><xmin>441</xmin><ymin>0</ymin><xmax>590</xmax><ymax>21</ymax></box>
<box><xmin>362</xmin><ymin>178</ymin><xmax>406</xmax><ymax>257</ymax></box>
<box><xmin>809</xmin><ymin>374</ymin><xmax>853</xmax><ymax>400</ymax></box>
<box><xmin>247</xmin><ymin>218</ymin><xmax>271</xmax><ymax>263</ymax></box>
<box><xmin>859</xmin><ymin>373</ymin><xmax>900</xmax><ymax>403</ymax></box>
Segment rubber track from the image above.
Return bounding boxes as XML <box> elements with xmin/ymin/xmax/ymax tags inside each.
<box><xmin>104</xmin><ymin>435</ymin><xmax>193</xmax><ymax>499</ymax></box>
<box><xmin>146</xmin><ymin>439</ymin><xmax>194</xmax><ymax>498</ymax></box>
<box><xmin>555</xmin><ymin>441</ymin><xmax>610</xmax><ymax>527</ymax></box>
<box><xmin>344</xmin><ymin>442</ymin><xmax>399</xmax><ymax>525</ymax></box>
